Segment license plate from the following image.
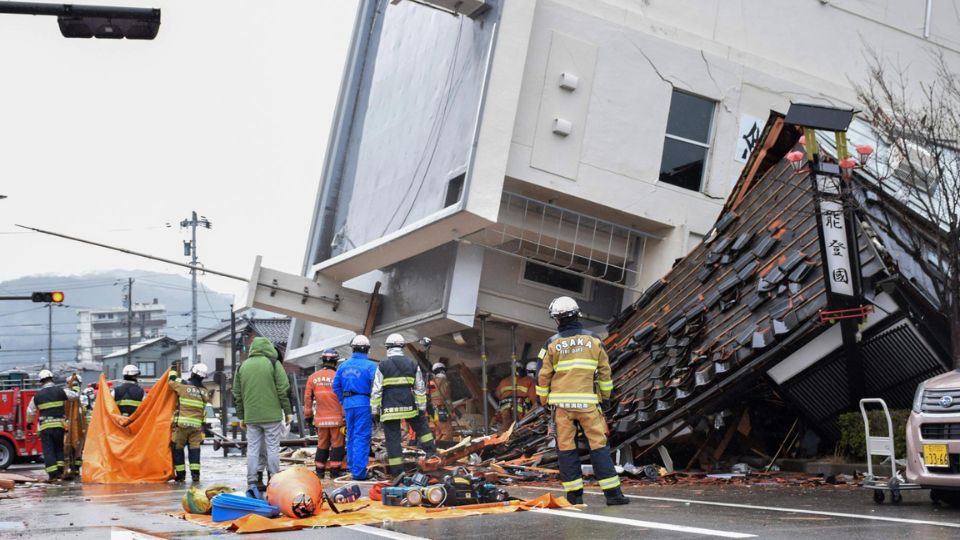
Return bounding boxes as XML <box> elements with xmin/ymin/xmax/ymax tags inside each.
<box><xmin>923</xmin><ymin>444</ymin><xmax>949</xmax><ymax>467</ymax></box>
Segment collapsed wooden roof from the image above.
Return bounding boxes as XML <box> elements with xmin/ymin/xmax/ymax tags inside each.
<box><xmin>603</xmin><ymin>112</ymin><xmax>948</xmax><ymax>451</ymax></box>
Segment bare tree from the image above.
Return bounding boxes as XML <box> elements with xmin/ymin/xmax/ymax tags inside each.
<box><xmin>854</xmin><ymin>52</ymin><xmax>960</xmax><ymax>369</ymax></box>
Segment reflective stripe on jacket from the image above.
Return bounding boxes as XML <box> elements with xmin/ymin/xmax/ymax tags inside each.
<box><xmin>371</xmin><ymin>350</ymin><xmax>427</xmax><ymax>421</ymax></box>
<box><xmin>496</xmin><ymin>375</ymin><xmax>536</xmax><ymax>410</ymax></box>
<box><xmin>537</xmin><ymin>325</ymin><xmax>613</xmax><ymax>407</ymax></box>
<box><xmin>113</xmin><ymin>381</ymin><xmax>144</xmax><ymax>417</ymax></box>
<box><xmin>168</xmin><ymin>371</ymin><xmax>209</xmax><ymax>428</ymax></box>
<box><xmin>304</xmin><ymin>367</ymin><xmax>344</xmax><ymax>426</ymax></box>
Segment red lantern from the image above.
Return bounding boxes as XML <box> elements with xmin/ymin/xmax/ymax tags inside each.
<box><xmin>786</xmin><ymin>150</ymin><xmax>806</xmax><ymax>171</ymax></box>
<box><xmin>855</xmin><ymin>144</ymin><xmax>874</xmax><ymax>166</ymax></box>
<box><xmin>839</xmin><ymin>157</ymin><xmax>858</xmax><ymax>170</ymax></box>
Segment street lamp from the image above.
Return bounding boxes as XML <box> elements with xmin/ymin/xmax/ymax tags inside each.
<box><xmin>0</xmin><ymin>1</ymin><xmax>161</xmax><ymax>39</ymax></box>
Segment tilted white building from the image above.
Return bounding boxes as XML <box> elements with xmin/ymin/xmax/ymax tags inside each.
<box><xmin>248</xmin><ymin>0</ymin><xmax>960</xmax><ymax>375</ymax></box>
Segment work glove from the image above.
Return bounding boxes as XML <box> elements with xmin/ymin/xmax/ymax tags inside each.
<box><xmin>285</xmin><ymin>414</ymin><xmax>294</xmax><ymax>425</ymax></box>
<box><xmin>239</xmin><ymin>420</ymin><xmax>246</xmax><ymax>430</ymax></box>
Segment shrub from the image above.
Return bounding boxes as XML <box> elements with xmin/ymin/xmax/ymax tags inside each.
<box><xmin>836</xmin><ymin>409</ymin><xmax>909</xmax><ymax>462</ymax></box>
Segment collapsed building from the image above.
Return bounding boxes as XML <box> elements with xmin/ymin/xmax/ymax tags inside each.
<box><xmin>234</xmin><ymin>1</ymin><xmax>959</xmax><ymax>463</ymax></box>
<box><xmin>603</xmin><ymin>111</ymin><xmax>953</xmax><ymax>467</ymax></box>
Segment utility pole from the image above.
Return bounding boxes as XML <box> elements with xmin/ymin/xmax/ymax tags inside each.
<box><xmin>47</xmin><ymin>303</ymin><xmax>53</xmax><ymax>370</ymax></box>
<box><xmin>180</xmin><ymin>211</ymin><xmax>212</xmax><ymax>369</ymax></box>
<box><xmin>125</xmin><ymin>277</ymin><xmax>134</xmax><ymax>355</ymax></box>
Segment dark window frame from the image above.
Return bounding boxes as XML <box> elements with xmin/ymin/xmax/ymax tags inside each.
<box><xmin>659</xmin><ymin>90</ymin><xmax>716</xmax><ymax>192</ymax></box>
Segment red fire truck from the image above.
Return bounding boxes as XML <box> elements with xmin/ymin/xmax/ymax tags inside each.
<box><xmin>0</xmin><ymin>373</ymin><xmax>43</xmax><ymax>470</ymax></box>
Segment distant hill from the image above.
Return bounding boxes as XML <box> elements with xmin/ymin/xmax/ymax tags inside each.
<box><xmin>0</xmin><ymin>271</ymin><xmax>235</xmax><ymax>369</ymax></box>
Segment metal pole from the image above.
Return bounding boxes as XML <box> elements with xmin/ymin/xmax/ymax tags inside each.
<box><xmin>510</xmin><ymin>324</ymin><xmax>518</xmax><ymax>427</ymax></box>
<box><xmin>127</xmin><ymin>277</ymin><xmax>133</xmax><ymax>355</ymax></box>
<box><xmin>191</xmin><ymin>211</ymin><xmax>198</xmax><ymax>369</ymax></box>
<box><xmin>479</xmin><ymin>314</ymin><xmax>489</xmax><ymax>435</ymax></box>
<box><xmin>228</xmin><ymin>304</ymin><xmax>237</xmax><ymax>454</ymax></box>
<box><xmin>47</xmin><ymin>303</ymin><xmax>52</xmax><ymax>370</ymax></box>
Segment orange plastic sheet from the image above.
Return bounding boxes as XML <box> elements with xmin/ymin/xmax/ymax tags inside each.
<box><xmin>82</xmin><ymin>370</ymin><xmax>177</xmax><ymax>483</ymax></box>
<box><xmin>172</xmin><ymin>493</ymin><xmax>571</xmax><ymax>534</ymax></box>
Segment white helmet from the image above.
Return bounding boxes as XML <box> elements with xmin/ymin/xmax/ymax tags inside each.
<box><xmin>191</xmin><ymin>363</ymin><xmax>209</xmax><ymax>378</ymax></box>
<box><xmin>38</xmin><ymin>369</ymin><xmax>53</xmax><ymax>381</ymax></box>
<box><xmin>548</xmin><ymin>296</ymin><xmax>580</xmax><ymax>320</ymax></box>
<box><xmin>525</xmin><ymin>361</ymin><xmax>538</xmax><ymax>374</ymax></box>
<box><xmin>432</xmin><ymin>362</ymin><xmax>447</xmax><ymax>374</ymax></box>
<box><xmin>350</xmin><ymin>335</ymin><xmax>371</xmax><ymax>349</ymax></box>
<box><xmin>122</xmin><ymin>364</ymin><xmax>140</xmax><ymax>377</ymax></box>
<box><xmin>385</xmin><ymin>333</ymin><xmax>406</xmax><ymax>348</ymax></box>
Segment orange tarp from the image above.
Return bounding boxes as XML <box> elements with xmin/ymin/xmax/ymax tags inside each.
<box><xmin>172</xmin><ymin>493</ymin><xmax>571</xmax><ymax>534</ymax></box>
<box><xmin>82</xmin><ymin>370</ymin><xmax>177</xmax><ymax>483</ymax></box>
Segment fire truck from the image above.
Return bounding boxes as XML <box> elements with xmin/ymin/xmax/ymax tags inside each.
<box><xmin>0</xmin><ymin>371</ymin><xmax>43</xmax><ymax>470</ymax></box>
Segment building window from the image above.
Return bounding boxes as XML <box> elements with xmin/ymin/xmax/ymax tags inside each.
<box><xmin>444</xmin><ymin>173</ymin><xmax>465</xmax><ymax>208</ymax></box>
<box><xmin>137</xmin><ymin>362</ymin><xmax>156</xmax><ymax>377</ymax></box>
<box><xmin>659</xmin><ymin>90</ymin><xmax>715</xmax><ymax>192</ymax></box>
<box><xmin>521</xmin><ymin>259</ymin><xmax>589</xmax><ymax>297</ymax></box>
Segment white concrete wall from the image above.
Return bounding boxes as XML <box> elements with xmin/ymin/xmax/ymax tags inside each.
<box><xmin>506</xmin><ymin>0</ymin><xmax>960</xmax><ymax>292</ymax></box>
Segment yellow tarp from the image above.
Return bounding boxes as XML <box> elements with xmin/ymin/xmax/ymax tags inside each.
<box><xmin>82</xmin><ymin>370</ymin><xmax>177</xmax><ymax>484</ymax></box>
<box><xmin>173</xmin><ymin>493</ymin><xmax>571</xmax><ymax>534</ymax></box>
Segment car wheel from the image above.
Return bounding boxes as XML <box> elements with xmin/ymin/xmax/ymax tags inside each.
<box><xmin>932</xmin><ymin>489</ymin><xmax>960</xmax><ymax>507</ymax></box>
<box><xmin>0</xmin><ymin>438</ymin><xmax>14</xmax><ymax>470</ymax></box>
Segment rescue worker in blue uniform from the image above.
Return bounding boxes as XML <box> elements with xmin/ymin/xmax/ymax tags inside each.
<box><xmin>332</xmin><ymin>335</ymin><xmax>378</xmax><ymax>480</ymax></box>
<box><xmin>112</xmin><ymin>364</ymin><xmax>145</xmax><ymax>417</ymax></box>
<box><xmin>26</xmin><ymin>369</ymin><xmax>80</xmax><ymax>481</ymax></box>
<box><xmin>370</xmin><ymin>333</ymin><xmax>437</xmax><ymax>477</ymax></box>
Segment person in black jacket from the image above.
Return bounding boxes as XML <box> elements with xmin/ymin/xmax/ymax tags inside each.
<box><xmin>370</xmin><ymin>333</ymin><xmax>437</xmax><ymax>477</ymax></box>
<box><xmin>26</xmin><ymin>369</ymin><xmax>80</xmax><ymax>481</ymax></box>
<box><xmin>112</xmin><ymin>364</ymin><xmax>145</xmax><ymax>417</ymax></box>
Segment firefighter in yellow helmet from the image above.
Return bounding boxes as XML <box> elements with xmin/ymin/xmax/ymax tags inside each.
<box><xmin>536</xmin><ymin>296</ymin><xmax>629</xmax><ymax>506</ymax></box>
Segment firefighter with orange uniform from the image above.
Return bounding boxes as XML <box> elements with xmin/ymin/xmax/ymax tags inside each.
<box><xmin>495</xmin><ymin>362</ymin><xmax>536</xmax><ymax>430</ymax></box>
<box><xmin>304</xmin><ymin>348</ymin><xmax>346</xmax><ymax>479</ymax></box>
<box><xmin>537</xmin><ymin>296</ymin><xmax>629</xmax><ymax>506</ymax></box>
<box><xmin>428</xmin><ymin>362</ymin><xmax>454</xmax><ymax>440</ymax></box>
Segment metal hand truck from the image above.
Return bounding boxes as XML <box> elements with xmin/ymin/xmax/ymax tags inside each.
<box><xmin>859</xmin><ymin>398</ymin><xmax>922</xmax><ymax>504</ymax></box>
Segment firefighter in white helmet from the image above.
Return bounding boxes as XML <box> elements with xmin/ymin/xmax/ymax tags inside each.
<box><xmin>26</xmin><ymin>369</ymin><xmax>80</xmax><ymax>480</ymax></box>
<box><xmin>538</xmin><ymin>296</ymin><xmax>628</xmax><ymax>505</ymax></box>
<box><xmin>370</xmin><ymin>333</ymin><xmax>437</xmax><ymax>476</ymax></box>
<box><xmin>168</xmin><ymin>361</ymin><xmax>211</xmax><ymax>482</ymax></box>
<box><xmin>428</xmin><ymin>361</ymin><xmax>454</xmax><ymax>441</ymax></box>
<box><xmin>332</xmin><ymin>334</ymin><xmax>378</xmax><ymax>480</ymax></box>
<box><xmin>112</xmin><ymin>364</ymin><xmax>144</xmax><ymax>417</ymax></box>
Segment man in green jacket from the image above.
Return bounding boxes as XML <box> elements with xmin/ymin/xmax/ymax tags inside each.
<box><xmin>232</xmin><ymin>337</ymin><xmax>292</xmax><ymax>490</ymax></box>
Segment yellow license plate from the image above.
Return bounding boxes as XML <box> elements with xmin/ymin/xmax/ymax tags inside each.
<box><xmin>924</xmin><ymin>444</ymin><xmax>949</xmax><ymax>467</ymax></box>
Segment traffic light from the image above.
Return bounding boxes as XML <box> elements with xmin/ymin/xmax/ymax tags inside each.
<box><xmin>31</xmin><ymin>291</ymin><xmax>65</xmax><ymax>303</ymax></box>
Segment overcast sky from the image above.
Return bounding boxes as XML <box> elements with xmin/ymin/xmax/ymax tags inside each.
<box><xmin>0</xmin><ymin>0</ymin><xmax>358</xmax><ymax>300</ymax></box>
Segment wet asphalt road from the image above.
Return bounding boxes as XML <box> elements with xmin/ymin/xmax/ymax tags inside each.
<box><xmin>1</xmin><ymin>446</ymin><xmax>959</xmax><ymax>539</ymax></box>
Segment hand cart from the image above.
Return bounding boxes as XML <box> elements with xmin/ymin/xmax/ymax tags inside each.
<box><xmin>859</xmin><ymin>398</ymin><xmax>923</xmax><ymax>504</ymax></box>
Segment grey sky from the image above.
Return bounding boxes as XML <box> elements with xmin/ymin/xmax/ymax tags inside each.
<box><xmin>0</xmin><ymin>0</ymin><xmax>358</xmax><ymax>299</ymax></box>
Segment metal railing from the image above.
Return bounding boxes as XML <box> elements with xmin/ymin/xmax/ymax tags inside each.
<box><xmin>460</xmin><ymin>192</ymin><xmax>661</xmax><ymax>292</ymax></box>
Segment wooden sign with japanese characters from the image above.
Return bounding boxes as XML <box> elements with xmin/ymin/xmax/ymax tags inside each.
<box><xmin>816</xmin><ymin>177</ymin><xmax>855</xmax><ymax>297</ymax></box>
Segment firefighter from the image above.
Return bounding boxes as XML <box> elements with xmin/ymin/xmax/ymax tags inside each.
<box><xmin>332</xmin><ymin>335</ymin><xmax>378</xmax><ymax>480</ymax></box>
<box><xmin>428</xmin><ymin>362</ymin><xmax>454</xmax><ymax>441</ymax></box>
<box><xmin>112</xmin><ymin>364</ymin><xmax>145</xmax><ymax>417</ymax></box>
<box><xmin>537</xmin><ymin>296</ymin><xmax>629</xmax><ymax>506</ymax></box>
<box><xmin>168</xmin><ymin>362</ymin><xmax>210</xmax><ymax>482</ymax></box>
<box><xmin>26</xmin><ymin>370</ymin><xmax>80</xmax><ymax>481</ymax></box>
<box><xmin>304</xmin><ymin>348</ymin><xmax>346</xmax><ymax>479</ymax></box>
<box><xmin>495</xmin><ymin>362</ymin><xmax>536</xmax><ymax>430</ymax></box>
<box><xmin>370</xmin><ymin>333</ymin><xmax>437</xmax><ymax>477</ymax></box>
